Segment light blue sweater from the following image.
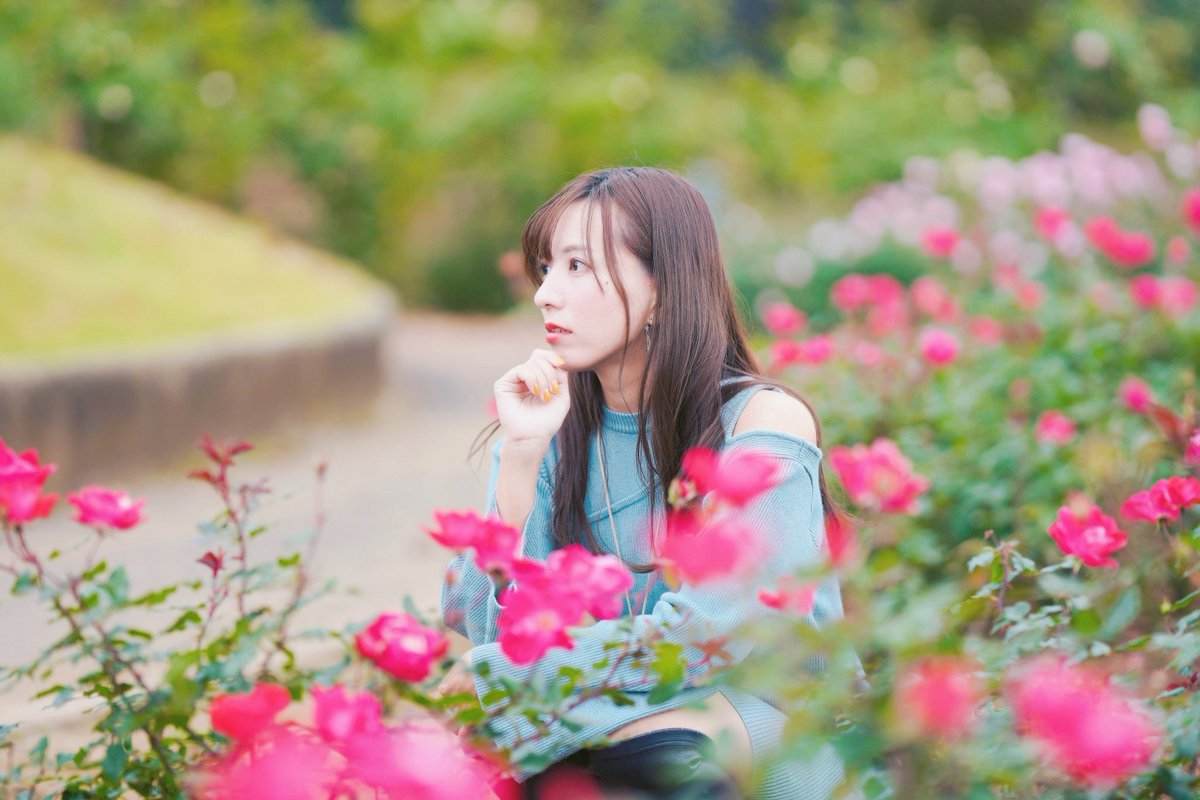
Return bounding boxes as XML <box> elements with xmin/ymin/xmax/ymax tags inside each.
<box><xmin>440</xmin><ymin>383</ymin><xmax>847</xmax><ymax>799</ymax></box>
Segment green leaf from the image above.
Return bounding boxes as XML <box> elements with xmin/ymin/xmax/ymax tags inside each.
<box><xmin>130</xmin><ymin>586</ymin><xmax>178</xmax><ymax>607</ymax></box>
<box><xmin>966</xmin><ymin>549</ymin><xmax>994</xmax><ymax>572</ymax></box>
<box><xmin>647</xmin><ymin>642</ymin><xmax>686</xmax><ymax>705</ymax></box>
<box><xmin>165</xmin><ymin>610</ymin><xmax>202</xmax><ymax>633</ymax></box>
<box><xmin>248</xmin><ymin>525</ymin><xmax>268</xmax><ymax>539</ymax></box>
<box><xmin>480</xmin><ymin>689</ymin><xmax>508</xmax><ymax>706</ymax></box>
<box><xmin>1071</xmin><ymin>608</ymin><xmax>1101</xmax><ymax>636</ymax></box>
<box><xmin>1099</xmin><ymin>586</ymin><xmax>1141</xmax><ymax>641</ymax></box>
<box><xmin>29</xmin><ymin>735</ymin><xmax>48</xmax><ymax>766</ymax></box>
<box><xmin>100</xmin><ymin>567</ymin><xmax>130</xmax><ymax>605</ymax></box>
<box><xmin>81</xmin><ymin>561</ymin><xmax>108</xmax><ymax>582</ymax></box>
<box><xmin>12</xmin><ymin>571</ymin><xmax>37</xmax><ymax>595</ymax></box>
<box><xmin>277</xmin><ymin>553</ymin><xmax>301</xmax><ymax>568</ymax></box>
<box><xmin>101</xmin><ymin>742</ymin><xmax>127</xmax><ymax>780</ymax></box>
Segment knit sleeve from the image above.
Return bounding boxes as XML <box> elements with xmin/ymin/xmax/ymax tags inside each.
<box><xmin>440</xmin><ymin>438</ymin><xmax>556</xmax><ymax>645</ymax></box>
<box><xmin>469</xmin><ymin>431</ymin><xmax>828</xmax><ymax>705</ymax></box>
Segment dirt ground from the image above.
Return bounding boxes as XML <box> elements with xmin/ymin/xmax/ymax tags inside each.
<box><xmin>0</xmin><ymin>310</ymin><xmax>545</xmax><ymax>735</ymax></box>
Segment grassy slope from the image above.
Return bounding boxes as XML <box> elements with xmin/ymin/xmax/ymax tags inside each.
<box><xmin>0</xmin><ymin>136</ymin><xmax>386</xmax><ymax>364</ymax></box>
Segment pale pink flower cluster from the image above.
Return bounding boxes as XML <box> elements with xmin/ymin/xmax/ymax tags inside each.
<box><xmin>1007</xmin><ymin>657</ymin><xmax>1162</xmax><ymax>788</ymax></box>
<box><xmin>1127</xmin><ymin>274</ymin><xmax>1198</xmax><ymax>317</ymax></box>
<box><xmin>829</xmin><ymin>439</ymin><xmax>929</xmax><ymax>515</ymax></box>
<box><xmin>196</xmin><ymin>683</ymin><xmax>496</xmax><ymax>799</ymax></box>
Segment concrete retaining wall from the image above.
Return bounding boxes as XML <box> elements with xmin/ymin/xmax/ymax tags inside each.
<box><xmin>0</xmin><ymin>288</ymin><xmax>396</xmax><ymax>489</ymax></box>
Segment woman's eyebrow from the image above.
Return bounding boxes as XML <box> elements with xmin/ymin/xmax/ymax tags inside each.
<box><xmin>554</xmin><ymin>243</ymin><xmax>587</xmax><ymax>255</ymax></box>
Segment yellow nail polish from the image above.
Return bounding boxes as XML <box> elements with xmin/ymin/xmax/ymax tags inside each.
<box><xmin>542</xmin><ymin>389</ymin><xmax>551</xmax><ymax>402</ymax></box>
<box><xmin>554</xmin><ymin>356</ymin><xmax>565</xmax><ymax>365</ymax></box>
<box><xmin>551</xmin><ymin>380</ymin><xmax>559</xmax><ymax>393</ymax></box>
<box><xmin>531</xmin><ymin>383</ymin><xmax>539</xmax><ymax>395</ymax></box>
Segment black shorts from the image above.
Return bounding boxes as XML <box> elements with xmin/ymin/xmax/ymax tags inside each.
<box><xmin>522</xmin><ymin>728</ymin><xmax>744</xmax><ymax>799</ymax></box>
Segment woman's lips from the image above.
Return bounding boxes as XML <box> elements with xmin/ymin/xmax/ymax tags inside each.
<box><xmin>545</xmin><ymin>323</ymin><xmax>570</xmax><ymax>344</ymax></box>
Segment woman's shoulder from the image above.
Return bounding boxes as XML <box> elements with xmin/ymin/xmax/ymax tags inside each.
<box><xmin>732</xmin><ymin>389</ymin><xmax>819</xmax><ymax>445</ymax></box>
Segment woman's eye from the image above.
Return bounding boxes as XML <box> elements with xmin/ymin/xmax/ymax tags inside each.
<box><xmin>537</xmin><ymin>263</ymin><xmax>551</xmax><ymax>276</ymax></box>
<box><xmin>568</xmin><ymin>259</ymin><xmax>586</xmax><ymax>272</ymax></box>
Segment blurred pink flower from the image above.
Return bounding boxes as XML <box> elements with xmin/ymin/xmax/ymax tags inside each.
<box><xmin>1087</xmin><ymin>281</ymin><xmax>1121</xmax><ymax>313</ymax></box>
<box><xmin>681</xmin><ymin>446</ymin><xmax>781</xmax><ymax>508</ymax></box>
<box><xmin>340</xmin><ymin>719</ymin><xmax>493</xmax><ymax>798</ymax></box>
<box><xmin>824</xmin><ymin>513</ymin><xmax>858</xmax><ymax>567</ymax></box>
<box><xmin>910</xmin><ymin>276</ymin><xmax>960</xmax><ymax>321</ymax></box>
<box><xmin>1159</xmin><ymin>277</ymin><xmax>1198</xmax><ymax>317</ymax></box>
<box><xmin>355</xmin><ymin>612</ymin><xmax>448</xmax><ymax>682</ymax></box>
<box><xmin>769</xmin><ymin>336</ymin><xmax>835</xmax><ymax>369</ymax></box>
<box><xmin>758</xmin><ymin>577</ymin><xmax>816</xmax><ymax>615</ymax></box>
<box><xmin>917</xmin><ymin>327</ymin><xmax>959</xmax><ymax>367</ymax></box>
<box><xmin>1118</xmin><ymin>377</ymin><xmax>1154</xmax><ymax>414</ymax></box>
<box><xmin>968</xmin><ymin>316</ymin><xmax>1004</xmax><ymax>346</ymax></box>
<box><xmin>425</xmin><ymin>510</ymin><xmax>521</xmax><ymax>578</ymax></box>
<box><xmin>1186</xmin><ymin>429</ymin><xmax>1200</xmax><ymax>465</ymax></box>
<box><xmin>0</xmin><ymin>438</ymin><xmax>58</xmax><ymax>526</ymax></box>
<box><xmin>424</xmin><ymin>509</ymin><xmax>487</xmax><ymax>550</ymax></box>
<box><xmin>496</xmin><ymin>583</ymin><xmax>578</xmax><ymax>664</ymax></box>
<box><xmin>1014</xmin><ymin>280</ymin><xmax>1046</xmax><ymax>310</ymax></box>
<box><xmin>894</xmin><ymin>656</ymin><xmax>982</xmax><ymax>739</ymax></box>
<box><xmin>1046</xmin><ymin>504</ymin><xmax>1128</xmax><ymax>568</ymax></box>
<box><xmin>852</xmin><ymin>341</ymin><xmax>885</xmax><ymax>367</ymax></box>
<box><xmin>829</xmin><ymin>439</ymin><xmax>930</xmax><ymax>515</ymax></box>
<box><xmin>1182</xmin><ymin>188</ymin><xmax>1200</xmax><ymax>234</ymax></box>
<box><xmin>830</xmin><ymin>274</ymin><xmax>874</xmax><ymax>313</ymax></box>
<box><xmin>1137</xmin><ymin>104</ymin><xmax>1174</xmax><ymax>150</ymax></box>
<box><xmin>1085</xmin><ymin>217</ymin><xmax>1156</xmax><ymax>268</ymax></box>
<box><xmin>920</xmin><ymin>227</ymin><xmax>959</xmax><ymax>258</ymax></box>
<box><xmin>1007</xmin><ymin>656</ymin><xmax>1161</xmax><ymax>788</ymax></box>
<box><xmin>1165</xmin><ymin>236</ymin><xmax>1190</xmax><ymax>266</ymax></box>
<box><xmin>657</xmin><ymin>510</ymin><xmax>763</xmax><ymax>585</ymax></box>
<box><xmin>1129</xmin><ymin>274</ymin><xmax>1161</xmax><ymax>309</ymax></box>
<box><xmin>542</xmin><ymin>545</ymin><xmax>634</xmax><ymax>620</ymax></box>
<box><xmin>762</xmin><ymin>301</ymin><xmax>806</xmax><ymax>336</ymax></box>
<box><xmin>311</xmin><ymin>685</ymin><xmax>383</xmax><ymax>744</ymax></box>
<box><xmin>195</xmin><ymin>726</ymin><xmax>336</xmax><ymax>800</ymax></box>
<box><xmin>1120</xmin><ymin>482</ymin><xmax>1181</xmax><ymax>523</ymax></box>
<box><xmin>67</xmin><ymin>486</ymin><xmax>144</xmax><ymax>530</ymax></box>
<box><xmin>1163</xmin><ymin>475</ymin><xmax>1200</xmax><ymax>508</ymax></box>
<box><xmin>209</xmin><ymin>683</ymin><xmax>292</xmax><ymax>744</ymax></box>
<box><xmin>867</xmin><ymin>298</ymin><xmax>911</xmax><ymax>336</ymax></box>
<box><xmin>1034</xmin><ymin>206</ymin><xmax>1070</xmax><ymax>241</ymax></box>
<box><xmin>1035</xmin><ymin>411</ymin><xmax>1076</xmax><ymax>446</ymax></box>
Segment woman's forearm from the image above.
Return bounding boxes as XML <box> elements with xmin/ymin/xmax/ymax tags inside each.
<box><xmin>494</xmin><ymin>437</ymin><xmax>551</xmax><ymax>543</ymax></box>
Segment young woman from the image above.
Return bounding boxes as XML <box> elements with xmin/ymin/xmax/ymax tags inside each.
<box><xmin>439</xmin><ymin>167</ymin><xmax>848</xmax><ymax>799</ymax></box>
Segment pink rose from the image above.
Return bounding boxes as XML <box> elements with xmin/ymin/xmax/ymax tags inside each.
<box><xmin>67</xmin><ymin>486</ymin><xmax>145</xmax><ymax>530</ymax></box>
<box><xmin>424</xmin><ymin>510</ymin><xmax>521</xmax><ymax>577</ymax></box>
<box><xmin>1035</xmin><ymin>411</ymin><xmax>1076</xmax><ymax>446</ymax></box>
<box><xmin>496</xmin><ymin>584</ymin><xmax>577</xmax><ymax>665</ymax></box>
<box><xmin>542</xmin><ymin>545</ymin><xmax>634</xmax><ymax>620</ymax></box>
<box><xmin>656</xmin><ymin>510</ymin><xmax>763</xmax><ymax>585</ymax></box>
<box><xmin>824</xmin><ymin>513</ymin><xmax>858</xmax><ymax>567</ymax></box>
<box><xmin>196</xmin><ymin>726</ymin><xmax>336</xmax><ymax>800</ymax></box>
<box><xmin>1007</xmin><ymin>656</ymin><xmax>1161</xmax><ymax>788</ymax></box>
<box><xmin>920</xmin><ymin>227</ymin><xmax>959</xmax><ymax>258</ymax></box>
<box><xmin>339</xmin><ymin>719</ymin><xmax>492</xmax><ymax>798</ymax></box>
<box><xmin>968</xmin><ymin>316</ymin><xmax>1004</xmax><ymax>346</ymax></box>
<box><xmin>681</xmin><ymin>446</ymin><xmax>781</xmax><ymax>508</ymax></box>
<box><xmin>1085</xmin><ymin>217</ymin><xmax>1157</xmax><ymax>268</ymax></box>
<box><xmin>1129</xmin><ymin>274</ymin><xmax>1161</xmax><ymax>309</ymax></box>
<box><xmin>1163</xmin><ymin>475</ymin><xmax>1200</xmax><ymax>508</ymax></box>
<box><xmin>852</xmin><ymin>341</ymin><xmax>885</xmax><ymax>367</ymax></box>
<box><xmin>1165</xmin><ymin>236</ymin><xmax>1190</xmax><ymax>265</ymax></box>
<box><xmin>1186</xmin><ymin>428</ymin><xmax>1200</xmax><ymax>466</ymax></box>
<box><xmin>758</xmin><ymin>577</ymin><xmax>816</xmax><ymax>615</ymax></box>
<box><xmin>829</xmin><ymin>439</ymin><xmax>930</xmax><ymax>515</ymax></box>
<box><xmin>311</xmin><ymin>685</ymin><xmax>383</xmax><ymax>744</ymax></box>
<box><xmin>1182</xmin><ymin>188</ymin><xmax>1200</xmax><ymax>234</ymax></box>
<box><xmin>209</xmin><ymin>683</ymin><xmax>292</xmax><ymax>743</ymax></box>
<box><xmin>762</xmin><ymin>301</ymin><xmax>806</xmax><ymax>336</ymax></box>
<box><xmin>894</xmin><ymin>656</ymin><xmax>982</xmax><ymax>739</ymax></box>
<box><xmin>355</xmin><ymin>612</ymin><xmax>448</xmax><ymax>682</ymax></box>
<box><xmin>1117</xmin><ymin>377</ymin><xmax>1154</xmax><ymax>414</ymax></box>
<box><xmin>1120</xmin><ymin>482</ymin><xmax>1181</xmax><ymax>523</ymax></box>
<box><xmin>830</xmin><ymin>274</ymin><xmax>874</xmax><ymax>313</ymax></box>
<box><xmin>1046</xmin><ymin>504</ymin><xmax>1128</xmax><ymax>568</ymax></box>
<box><xmin>917</xmin><ymin>327</ymin><xmax>959</xmax><ymax>367</ymax></box>
<box><xmin>910</xmin><ymin>276</ymin><xmax>961</xmax><ymax>321</ymax></box>
<box><xmin>795</xmin><ymin>334</ymin><xmax>835</xmax><ymax>365</ymax></box>
<box><xmin>1159</xmin><ymin>276</ymin><xmax>1198</xmax><ymax>318</ymax></box>
<box><xmin>1014</xmin><ymin>280</ymin><xmax>1045</xmax><ymax>310</ymax></box>
<box><xmin>1034</xmin><ymin>206</ymin><xmax>1070</xmax><ymax>241</ymax></box>
<box><xmin>0</xmin><ymin>438</ymin><xmax>58</xmax><ymax>525</ymax></box>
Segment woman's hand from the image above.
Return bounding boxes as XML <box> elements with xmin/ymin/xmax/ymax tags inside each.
<box><xmin>434</xmin><ymin>651</ymin><xmax>478</xmax><ymax>701</ymax></box>
<box><xmin>494</xmin><ymin>349</ymin><xmax>570</xmax><ymax>445</ymax></box>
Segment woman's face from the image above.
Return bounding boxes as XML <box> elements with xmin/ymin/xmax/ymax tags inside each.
<box><xmin>533</xmin><ymin>200</ymin><xmax>656</xmax><ymax>375</ymax></box>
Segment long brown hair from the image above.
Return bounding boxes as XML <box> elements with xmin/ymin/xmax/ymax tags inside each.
<box><xmin>498</xmin><ymin>167</ymin><xmax>841</xmax><ymax>568</ymax></box>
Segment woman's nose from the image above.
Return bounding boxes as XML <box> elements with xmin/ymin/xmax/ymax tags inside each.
<box><xmin>534</xmin><ymin>269</ymin><xmax>562</xmax><ymax>309</ymax></box>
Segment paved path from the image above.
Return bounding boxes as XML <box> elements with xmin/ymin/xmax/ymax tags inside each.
<box><xmin>0</xmin><ymin>310</ymin><xmax>545</xmax><ymax>728</ymax></box>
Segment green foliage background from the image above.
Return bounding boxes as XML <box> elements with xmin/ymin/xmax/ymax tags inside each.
<box><xmin>2</xmin><ymin>0</ymin><xmax>1198</xmax><ymax>310</ymax></box>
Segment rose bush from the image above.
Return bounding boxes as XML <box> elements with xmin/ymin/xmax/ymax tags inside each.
<box><xmin>3</xmin><ymin>104</ymin><xmax>1200</xmax><ymax>797</ymax></box>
